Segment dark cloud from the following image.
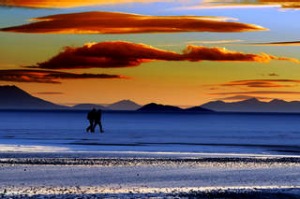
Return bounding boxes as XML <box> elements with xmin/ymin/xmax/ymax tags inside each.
<box><xmin>33</xmin><ymin>41</ymin><xmax>299</xmax><ymax>70</ymax></box>
<box><xmin>212</xmin><ymin>91</ymin><xmax>300</xmax><ymax>95</ymax></box>
<box><xmin>248</xmin><ymin>41</ymin><xmax>300</xmax><ymax>46</ymax></box>
<box><xmin>220</xmin><ymin>79</ymin><xmax>300</xmax><ymax>88</ymax></box>
<box><xmin>0</xmin><ymin>11</ymin><xmax>267</xmax><ymax>34</ymax></box>
<box><xmin>0</xmin><ymin>69</ymin><xmax>124</xmax><ymax>84</ymax></box>
<box><xmin>35</xmin><ymin>92</ymin><xmax>64</xmax><ymax>95</ymax></box>
<box><xmin>36</xmin><ymin>41</ymin><xmax>181</xmax><ymax>69</ymax></box>
<box><xmin>268</xmin><ymin>73</ymin><xmax>279</xmax><ymax>77</ymax></box>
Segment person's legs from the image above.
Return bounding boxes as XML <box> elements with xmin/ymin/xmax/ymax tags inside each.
<box><xmin>86</xmin><ymin>120</ymin><xmax>93</xmax><ymax>132</ymax></box>
<box><xmin>99</xmin><ymin>122</ymin><xmax>104</xmax><ymax>133</ymax></box>
<box><xmin>91</xmin><ymin>121</ymin><xmax>95</xmax><ymax>133</ymax></box>
<box><xmin>94</xmin><ymin>121</ymin><xmax>104</xmax><ymax>133</ymax></box>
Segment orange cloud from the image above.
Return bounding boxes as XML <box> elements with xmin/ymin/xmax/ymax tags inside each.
<box><xmin>36</xmin><ymin>41</ymin><xmax>181</xmax><ymax>69</ymax></box>
<box><xmin>182</xmin><ymin>46</ymin><xmax>299</xmax><ymax>63</ymax></box>
<box><xmin>0</xmin><ymin>0</ymin><xmax>160</xmax><ymax>8</ymax></box>
<box><xmin>212</xmin><ymin>91</ymin><xmax>300</xmax><ymax>95</ymax></box>
<box><xmin>220</xmin><ymin>79</ymin><xmax>300</xmax><ymax>88</ymax></box>
<box><xmin>261</xmin><ymin>0</ymin><xmax>300</xmax><ymax>8</ymax></box>
<box><xmin>201</xmin><ymin>0</ymin><xmax>300</xmax><ymax>9</ymax></box>
<box><xmin>0</xmin><ymin>11</ymin><xmax>267</xmax><ymax>34</ymax></box>
<box><xmin>0</xmin><ymin>69</ymin><xmax>124</xmax><ymax>84</ymax></box>
<box><xmin>217</xmin><ymin>95</ymin><xmax>273</xmax><ymax>101</ymax></box>
<box><xmin>33</xmin><ymin>41</ymin><xmax>299</xmax><ymax>70</ymax></box>
<box><xmin>249</xmin><ymin>41</ymin><xmax>300</xmax><ymax>46</ymax></box>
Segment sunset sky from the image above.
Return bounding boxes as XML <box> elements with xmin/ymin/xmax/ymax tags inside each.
<box><xmin>1</xmin><ymin>0</ymin><xmax>300</xmax><ymax>107</ymax></box>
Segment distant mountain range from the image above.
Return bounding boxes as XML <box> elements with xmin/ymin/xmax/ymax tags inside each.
<box><xmin>3</xmin><ymin>85</ymin><xmax>300</xmax><ymax>113</ymax></box>
<box><xmin>0</xmin><ymin>85</ymin><xmax>141</xmax><ymax>111</ymax></box>
<box><xmin>73</xmin><ymin>100</ymin><xmax>141</xmax><ymax>111</ymax></box>
<box><xmin>137</xmin><ymin>103</ymin><xmax>213</xmax><ymax>113</ymax></box>
<box><xmin>72</xmin><ymin>103</ymin><xmax>107</xmax><ymax>110</ymax></box>
<box><xmin>106</xmin><ymin>100</ymin><xmax>141</xmax><ymax>111</ymax></box>
<box><xmin>201</xmin><ymin>98</ymin><xmax>300</xmax><ymax>113</ymax></box>
<box><xmin>0</xmin><ymin>85</ymin><xmax>65</xmax><ymax>110</ymax></box>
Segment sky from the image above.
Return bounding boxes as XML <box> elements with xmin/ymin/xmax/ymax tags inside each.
<box><xmin>1</xmin><ymin>0</ymin><xmax>300</xmax><ymax>107</ymax></box>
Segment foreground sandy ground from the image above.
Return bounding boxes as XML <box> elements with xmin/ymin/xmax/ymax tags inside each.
<box><xmin>0</xmin><ymin>152</ymin><xmax>299</xmax><ymax>198</ymax></box>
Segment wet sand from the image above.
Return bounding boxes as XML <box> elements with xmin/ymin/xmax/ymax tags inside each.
<box><xmin>0</xmin><ymin>152</ymin><xmax>300</xmax><ymax>198</ymax></box>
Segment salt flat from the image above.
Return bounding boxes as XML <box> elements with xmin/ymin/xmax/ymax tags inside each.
<box><xmin>0</xmin><ymin>152</ymin><xmax>299</xmax><ymax>198</ymax></box>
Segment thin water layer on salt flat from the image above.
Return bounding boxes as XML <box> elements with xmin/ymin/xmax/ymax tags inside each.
<box><xmin>0</xmin><ymin>111</ymin><xmax>300</xmax><ymax>155</ymax></box>
<box><xmin>0</xmin><ymin>154</ymin><xmax>299</xmax><ymax>187</ymax></box>
<box><xmin>1</xmin><ymin>186</ymin><xmax>300</xmax><ymax>199</ymax></box>
<box><xmin>0</xmin><ymin>158</ymin><xmax>299</xmax><ymax>197</ymax></box>
<box><xmin>0</xmin><ymin>152</ymin><xmax>299</xmax><ymax>198</ymax></box>
<box><xmin>1</xmin><ymin>164</ymin><xmax>299</xmax><ymax>186</ymax></box>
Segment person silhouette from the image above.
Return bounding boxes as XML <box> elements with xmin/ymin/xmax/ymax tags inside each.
<box><xmin>94</xmin><ymin>109</ymin><xmax>104</xmax><ymax>133</ymax></box>
<box><xmin>86</xmin><ymin>108</ymin><xmax>96</xmax><ymax>133</ymax></box>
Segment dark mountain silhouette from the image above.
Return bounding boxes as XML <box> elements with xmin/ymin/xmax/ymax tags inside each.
<box><xmin>72</xmin><ymin>103</ymin><xmax>108</xmax><ymax>110</ymax></box>
<box><xmin>107</xmin><ymin>100</ymin><xmax>141</xmax><ymax>111</ymax></box>
<box><xmin>138</xmin><ymin>103</ymin><xmax>183</xmax><ymax>112</ymax></box>
<box><xmin>138</xmin><ymin>103</ymin><xmax>213</xmax><ymax>113</ymax></box>
<box><xmin>72</xmin><ymin>100</ymin><xmax>141</xmax><ymax>111</ymax></box>
<box><xmin>5</xmin><ymin>85</ymin><xmax>300</xmax><ymax>113</ymax></box>
<box><xmin>201</xmin><ymin>98</ymin><xmax>300</xmax><ymax>113</ymax></box>
<box><xmin>185</xmin><ymin>106</ymin><xmax>214</xmax><ymax>113</ymax></box>
<box><xmin>0</xmin><ymin>85</ymin><xmax>66</xmax><ymax>110</ymax></box>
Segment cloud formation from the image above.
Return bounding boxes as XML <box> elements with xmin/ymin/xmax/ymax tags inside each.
<box><xmin>249</xmin><ymin>41</ymin><xmax>300</xmax><ymax>46</ymax></box>
<box><xmin>36</xmin><ymin>41</ymin><xmax>181</xmax><ymax>69</ymax></box>
<box><xmin>220</xmin><ymin>79</ymin><xmax>300</xmax><ymax>88</ymax></box>
<box><xmin>263</xmin><ymin>0</ymin><xmax>300</xmax><ymax>8</ymax></box>
<box><xmin>201</xmin><ymin>0</ymin><xmax>300</xmax><ymax>9</ymax></box>
<box><xmin>182</xmin><ymin>46</ymin><xmax>298</xmax><ymax>63</ymax></box>
<box><xmin>3</xmin><ymin>0</ymin><xmax>298</xmax><ymax>9</ymax></box>
<box><xmin>0</xmin><ymin>69</ymin><xmax>124</xmax><ymax>84</ymax></box>
<box><xmin>33</xmin><ymin>41</ymin><xmax>299</xmax><ymax>70</ymax></box>
<box><xmin>217</xmin><ymin>95</ymin><xmax>273</xmax><ymax>101</ymax></box>
<box><xmin>0</xmin><ymin>11</ymin><xmax>267</xmax><ymax>34</ymax></box>
<box><xmin>212</xmin><ymin>91</ymin><xmax>300</xmax><ymax>95</ymax></box>
<box><xmin>0</xmin><ymin>0</ymin><xmax>159</xmax><ymax>8</ymax></box>
<box><xmin>268</xmin><ymin>73</ymin><xmax>279</xmax><ymax>77</ymax></box>
<box><xmin>35</xmin><ymin>92</ymin><xmax>64</xmax><ymax>95</ymax></box>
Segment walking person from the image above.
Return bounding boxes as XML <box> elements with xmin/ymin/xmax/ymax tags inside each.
<box><xmin>94</xmin><ymin>109</ymin><xmax>104</xmax><ymax>133</ymax></box>
<box><xmin>86</xmin><ymin>108</ymin><xmax>96</xmax><ymax>133</ymax></box>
